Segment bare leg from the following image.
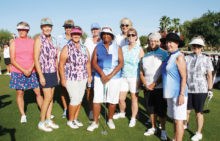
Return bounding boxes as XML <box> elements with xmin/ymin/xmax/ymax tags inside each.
<box><xmin>93</xmin><ymin>103</ymin><xmax>101</xmax><ymax>123</ymax></box>
<box><xmin>160</xmin><ymin>117</ymin><xmax>166</xmax><ymax>130</ymax></box>
<box><xmin>61</xmin><ymin>86</ymin><xmax>68</xmax><ymax>110</ymax></box>
<box><xmin>87</xmin><ymin>87</ymin><xmax>94</xmax><ymax>111</ymax></box>
<box><xmin>40</xmin><ymin>88</ymin><xmax>53</xmax><ymax>122</ymax></box>
<box><xmin>131</xmin><ymin>93</ymin><xmax>138</xmax><ymax>119</ymax></box>
<box><xmin>196</xmin><ymin>112</ymin><xmax>204</xmax><ymax>133</ymax></box>
<box><xmin>108</xmin><ymin>104</ymin><xmax>116</xmax><ymax>119</ymax></box>
<box><xmin>174</xmin><ymin>120</ymin><xmax>184</xmax><ymax>141</ymax></box>
<box><xmin>184</xmin><ymin>110</ymin><xmax>191</xmax><ymax>127</ymax></box>
<box><xmin>69</xmin><ymin>104</ymin><xmax>79</xmax><ymax>121</ymax></box>
<box><xmin>150</xmin><ymin>114</ymin><xmax>157</xmax><ymax>128</ymax></box>
<box><xmin>33</xmin><ymin>87</ymin><xmax>43</xmax><ymax>109</ymax></box>
<box><xmin>46</xmin><ymin>87</ymin><xmax>55</xmax><ymax>120</ymax></box>
<box><xmin>119</xmin><ymin>92</ymin><xmax>127</xmax><ymax>113</ymax></box>
<box><xmin>16</xmin><ymin>90</ymin><xmax>25</xmax><ymax>115</ymax></box>
<box><xmin>74</xmin><ymin>103</ymin><xmax>81</xmax><ymax>120</ymax></box>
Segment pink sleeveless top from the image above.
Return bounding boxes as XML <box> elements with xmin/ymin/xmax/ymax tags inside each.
<box><xmin>12</xmin><ymin>37</ymin><xmax>35</xmax><ymax>73</ymax></box>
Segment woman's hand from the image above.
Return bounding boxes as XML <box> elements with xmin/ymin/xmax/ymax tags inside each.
<box><xmin>40</xmin><ymin>76</ymin><xmax>46</xmax><ymax>87</ymax></box>
<box><xmin>23</xmin><ymin>69</ymin><xmax>32</xmax><ymax>77</ymax></box>
<box><xmin>178</xmin><ymin>95</ymin><xmax>184</xmax><ymax>106</ymax></box>
<box><xmin>88</xmin><ymin>76</ymin><xmax>92</xmax><ymax>84</ymax></box>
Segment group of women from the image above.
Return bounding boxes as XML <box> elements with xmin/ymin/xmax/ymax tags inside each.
<box><xmin>8</xmin><ymin>17</ymin><xmax>213</xmax><ymax>141</ymax></box>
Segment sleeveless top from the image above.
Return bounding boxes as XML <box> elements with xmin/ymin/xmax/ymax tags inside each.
<box><xmin>39</xmin><ymin>34</ymin><xmax>58</xmax><ymax>73</ymax></box>
<box><xmin>12</xmin><ymin>37</ymin><xmax>35</xmax><ymax>73</ymax></box>
<box><xmin>95</xmin><ymin>42</ymin><xmax>121</xmax><ymax>79</ymax></box>
<box><xmin>122</xmin><ymin>45</ymin><xmax>141</xmax><ymax>78</ymax></box>
<box><xmin>162</xmin><ymin>50</ymin><xmax>188</xmax><ymax>98</ymax></box>
<box><xmin>65</xmin><ymin>40</ymin><xmax>88</xmax><ymax>81</ymax></box>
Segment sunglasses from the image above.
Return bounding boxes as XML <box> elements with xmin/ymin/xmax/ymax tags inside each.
<box><xmin>65</xmin><ymin>26</ymin><xmax>73</xmax><ymax>29</ymax></box>
<box><xmin>192</xmin><ymin>44</ymin><xmax>202</xmax><ymax>48</ymax></box>
<box><xmin>121</xmin><ymin>24</ymin><xmax>129</xmax><ymax>27</ymax></box>
<box><xmin>127</xmin><ymin>34</ymin><xmax>136</xmax><ymax>37</ymax></box>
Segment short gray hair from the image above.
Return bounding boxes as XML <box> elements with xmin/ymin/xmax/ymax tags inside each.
<box><xmin>148</xmin><ymin>32</ymin><xmax>161</xmax><ymax>41</ymax></box>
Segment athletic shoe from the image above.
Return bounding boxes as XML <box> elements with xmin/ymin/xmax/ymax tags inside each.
<box><xmin>5</xmin><ymin>72</ymin><xmax>10</xmax><ymax>75</ymax></box>
<box><xmin>74</xmin><ymin>119</ymin><xmax>83</xmax><ymax>127</ymax></box>
<box><xmin>20</xmin><ymin>115</ymin><xmax>27</xmax><ymax>123</ymax></box>
<box><xmin>51</xmin><ymin>115</ymin><xmax>55</xmax><ymax>119</ymax></box>
<box><xmin>46</xmin><ymin>120</ymin><xmax>59</xmax><ymax>129</ymax></box>
<box><xmin>113</xmin><ymin>112</ymin><xmax>125</xmax><ymax>119</ymax></box>
<box><xmin>89</xmin><ymin>111</ymin><xmax>93</xmax><ymax>120</ymax></box>
<box><xmin>0</xmin><ymin>72</ymin><xmax>2</xmax><ymax>75</ymax></box>
<box><xmin>67</xmin><ymin>121</ymin><xmax>79</xmax><ymax>129</ymax></box>
<box><xmin>161</xmin><ymin>130</ymin><xmax>167</xmax><ymax>140</ymax></box>
<box><xmin>191</xmin><ymin>132</ymin><xmax>202</xmax><ymax>141</ymax></box>
<box><xmin>144</xmin><ymin>128</ymin><xmax>157</xmax><ymax>136</ymax></box>
<box><xmin>129</xmin><ymin>118</ymin><xmax>136</xmax><ymax>127</ymax></box>
<box><xmin>38</xmin><ymin>122</ymin><xmax>52</xmax><ymax>132</ymax></box>
<box><xmin>87</xmin><ymin>121</ymin><xmax>99</xmax><ymax>132</ymax></box>
<box><xmin>107</xmin><ymin>119</ymin><xmax>115</xmax><ymax>129</ymax></box>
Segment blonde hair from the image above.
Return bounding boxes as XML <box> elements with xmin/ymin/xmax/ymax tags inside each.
<box><xmin>120</xmin><ymin>17</ymin><xmax>133</xmax><ymax>27</ymax></box>
<box><xmin>64</xmin><ymin>19</ymin><xmax>74</xmax><ymax>25</ymax></box>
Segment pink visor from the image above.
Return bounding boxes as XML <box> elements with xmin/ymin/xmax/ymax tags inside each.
<box><xmin>71</xmin><ymin>28</ymin><xmax>82</xmax><ymax>34</ymax></box>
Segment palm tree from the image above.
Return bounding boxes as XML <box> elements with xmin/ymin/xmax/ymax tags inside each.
<box><xmin>171</xmin><ymin>18</ymin><xmax>180</xmax><ymax>33</ymax></box>
<box><xmin>159</xmin><ymin>16</ymin><xmax>171</xmax><ymax>34</ymax></box>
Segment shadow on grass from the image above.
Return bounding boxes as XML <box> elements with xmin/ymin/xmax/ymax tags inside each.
<box><xmin>0</xmin><ymin>126</ymin><xmax>16</xmax><ymax>141</ymax></box>
<box><xmin>0</xmin><ymin>95</ymin><xmax>12</xmax><ymax>108</ymax></box>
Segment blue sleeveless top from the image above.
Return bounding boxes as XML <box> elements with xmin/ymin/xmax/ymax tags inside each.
<box><xmin>162</xmin><ymin>50</ymin><xmax>188</xmax><ymax>98</ymax></box>
<box><xmin>95</xmin><ymin>42</ymin><xmax>121</xmax><ymax>79</ymax></box>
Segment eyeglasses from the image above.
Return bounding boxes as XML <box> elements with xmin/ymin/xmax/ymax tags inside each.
<box><xmin>121</xmin><ymin>24</ymin><xmax>129</xmax><ymax>27</ymax></box>
<box><xmin>65</xmin><ymin>26</ymin><xmax>73</xmax><ymax>29</ymax></box>
<box><xmin>127</xmin><ymin>34</ymin><xmax>136</xmax><ymax>37</ymax></box>
<box><xmin>150</xmin><ymin>40</ymin><xmax>159</xmax><ymax>43</ymax></box>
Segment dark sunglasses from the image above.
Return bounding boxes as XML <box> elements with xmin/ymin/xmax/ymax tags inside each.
<box><xmin>127</xmin><ymin>34</ymin><xmax>136</xmax><ymax>37</ymax></box>
<box><xmin>121</xmin><ymin>24</ymin><xmax>129</xmax><ymax>27</ymax></box>
<box><xmin>65</xmin><ymin>26</ymin><xmax>73</xmax><ymax>29</ymax></box>
<box><xmin>192</xmin><ymin>44</ymin><xmax>202</xmax><ymax>48</ymax></box>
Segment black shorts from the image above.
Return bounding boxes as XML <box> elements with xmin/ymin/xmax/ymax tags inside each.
<box><xmin>38</xmin><ymin>72</ymin><xmax>58</xmax><ymax>88</ymax></box>
<box><xmin>144</xmin><ymin>88</ymin><xmax>167</xmax><ymax>118</ymax></box>
<box><xmin>187</xmin><ymin>93</ymin><xmax>207</xmax><ymax>113</ymax></box>
<box><xmin>4</xmin><ymin>58</ymin><xmax>11</xmax><ymax>65</ymax></box>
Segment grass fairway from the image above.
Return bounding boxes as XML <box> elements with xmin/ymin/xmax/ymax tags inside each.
<box><xmin>0</xmin><ymin>61</ymin><xmax>220</xmax><ymax>141</ymax></box>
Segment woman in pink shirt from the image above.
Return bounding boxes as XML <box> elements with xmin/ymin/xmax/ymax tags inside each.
<box><xmin>9</xmin><ymin>22</ymin><xmax>43</xmax><ymax>124</ymax></box>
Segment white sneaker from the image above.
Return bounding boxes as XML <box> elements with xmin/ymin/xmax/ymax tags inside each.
<box><xmin>184</xmin><ymin>124</ymin><xmax>189</xmax><ymax>130</ymax></box>
<box><xmin>38</xmin><ymin>122</ymin><xmax>52</xmax><ymax>132</ymax></box>
<box><xmin>113</xmin><ymin>112</ymin><xmax>125</xmax><ymax>119</ymax></box>
<box><xmin>87</xmin><ymin>121</ymin><xmax>99</xmax><ymax>132</ymax></box>
<box><xmin>89</xmin><ymin>111</ymin><xmax>93</xmax><ymax>120</ymax></box>
<box><xmin>46</xmin><ymin>120</ymin><xmax>59</xmax><ymax>129</ymax></box>
<box><xmin>144</xmin><ymin>128</ymin><xmax>157</xmax><ymax>136</ymax></box>
<box><xmin>51</xmin><ymin>115</ymin><xmax>55</xmax><ymax>119</ymax></box>
<box><xmin>129</xmin><ymin>118</ymin><xmax>136</xmax><ymax>127</ymax></box>
<box><xmin>107</xmin><ymin>119</ymin><xmax>115</xmax><ymax>129</ymax></box>
<box><xmin>191</xmin><ymin>132</ymin><xmax>202</xmax><ymax>141</ymax></box>
<box><xmin>161</xmin><ymin>130</ymin><xmax>167</xmax><ymax>140</ymax></box>
<box><xmin>5</xmin><ymin>72</ymin><xmax>10</xmax><ymax>75</ymax></box>
<box><xmin>0</xmin><ymin>72</ymin><xmax>2</xmax><ymax>75</ymax></box>
<box><xmin>67</xmin><ymin>121</ymin><xmax>79</xmax><ymax>129</ymax></box>
<box><xmin>74</xmin><ymin>119</ymin><xmax>83</xmax><ymax>127</ymax></box>
<box><xmin>20</xmin><ymin>115</ymin><xmax>27</xmax><ymax>123</ymax></box>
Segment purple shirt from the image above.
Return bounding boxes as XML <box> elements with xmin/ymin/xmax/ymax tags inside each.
<box><xmin>39</xmin><ymin>34</ymin><xmax>58</xmax><ymax>73</ymax></box>
<box><xmin>65</xmin><ymin>40</ymin><xmax>88</xmax><ymax>81</ymax></box>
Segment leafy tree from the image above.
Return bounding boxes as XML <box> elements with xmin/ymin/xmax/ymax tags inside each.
<box><xmin>159</xmin><ymin>16</ymin><xmax>171</xmax><ymax>33</ymax></box>
<box><xmin>0</xmin><ymin>29</ymin><xmax>13</xmax><ymax>48</ymax></box>
<box><xmin>81</xmin><ymin>32</ymin><xmax>87</xmax><ymax>44</ymax></box>
<box><xmin>139</xmin><ymin>35</ymin><xmax>147</xmax><ymax>47</ymax></box>
<box><xmin>169</xmin><ymin>18</ymin><xmax>180</xmax><ymax>33</ymax></box>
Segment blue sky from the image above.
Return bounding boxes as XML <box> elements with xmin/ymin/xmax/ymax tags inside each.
<box><xmin>1</xmin><ymin>0</ymin><xmax>220</xmax><ymax>37</ymax></box>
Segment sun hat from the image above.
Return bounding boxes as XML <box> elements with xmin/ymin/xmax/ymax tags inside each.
<box><xmin>91</xmin><ymin>23</ymin><xmax>101</xmax><ymax>30</ymax></box>
<box><xmin>63</xmin><ymin>19</ymin><xmax>74</xmax><ymax>28</ymax></box>
<box><xmin>160</xmin><ymin>33</ymin><xmax>184</xmax><ymax>47</ymax></box>
<box><xmin>16</xmin><ymin>22</ymin><xmax>30</xmax><ymax>30</ymax></box>
<box><xmin>189</xmin><ymin>37</ymin><xmax>205</xmax><ymax>47</ymax></box>
<box><xmin>70</xmin><ymin>28</ymin><xmax>83</xmax><ymax>34</ymax></box>
<box><xmin>40</xmin><ymin>18</ymin><xmax>53</xmax><ymax>26</ymax></box>
<box><xmin>100</xmin><ymin>27</ymin><xmax>115</xmax><ymax>40</ymax></box>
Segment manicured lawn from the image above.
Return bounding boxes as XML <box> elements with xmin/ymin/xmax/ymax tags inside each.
<box><xmin>0</xmin><ymin>61</ymin><xmax>220</xmax><ymax>141</ymax></box>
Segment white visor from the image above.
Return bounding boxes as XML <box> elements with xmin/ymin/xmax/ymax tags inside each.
<box><xmin>16</xmin><ymin>25</ymin><xmax>30</xmax><ymax>30</ymax></box>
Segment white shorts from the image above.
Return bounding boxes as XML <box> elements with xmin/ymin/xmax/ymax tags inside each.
<box><xmin>93</xmin><ymin>76</ymin><xmax>121</xmax><ymax>104</ymax></box>
<box><xmin>66</xmin><ymin>79</ymin><xmax>87</xmax><ymax>106</ymax></box>
<box><xmin>120</xmin><ymin>77</ymin><xmax>140</xmax><ymax>93</ymax></box>
<box><xmin>167</xmin><ymin>97</ymin><xmax>188</xmax><ymax>120</ymax></box>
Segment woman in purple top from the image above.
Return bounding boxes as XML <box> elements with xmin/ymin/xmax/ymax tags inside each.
<box><xmin>59</xmin><ymin>27</ymin><xmax>92</xmax><ymax>129</ymax></box>
<box><xmin>34</xmin><ymin>18</ymin><xmax>59</xmax><ymax>132</ymax></box>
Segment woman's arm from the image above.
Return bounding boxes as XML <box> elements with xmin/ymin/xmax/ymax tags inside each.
<box><xmin>34</xmin><ymin>38</ymin><xmax>45</xmax><ymax>86</ymax></box>
<box><xmin>59</xmin><ymin>46</ymin><xmax>68</xmax><ymax>87</ymax></box>
<box><xmin>207</xmin><ymin>71</ymin><xmax>213</xmax><ymax>90</ymax></box>
<box><xmin>10</xmin><ymin>40</ymin><xmax>30</xmax><ymax>76</ymax></box>
<box><xmin>86</xmin><ymin>48</ymin><xmax>92</xmax><ymax>84</ymax></box>
<box><xmin>176</xmin><ymin>55</ymin><xmax>187</xmax><ymax>105</ymax></box>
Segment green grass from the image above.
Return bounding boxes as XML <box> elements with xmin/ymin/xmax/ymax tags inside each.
<box><xmin>1</xmin><ymin>61</ymin><xmax>220</xmax><ymax>141</ymax></box>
